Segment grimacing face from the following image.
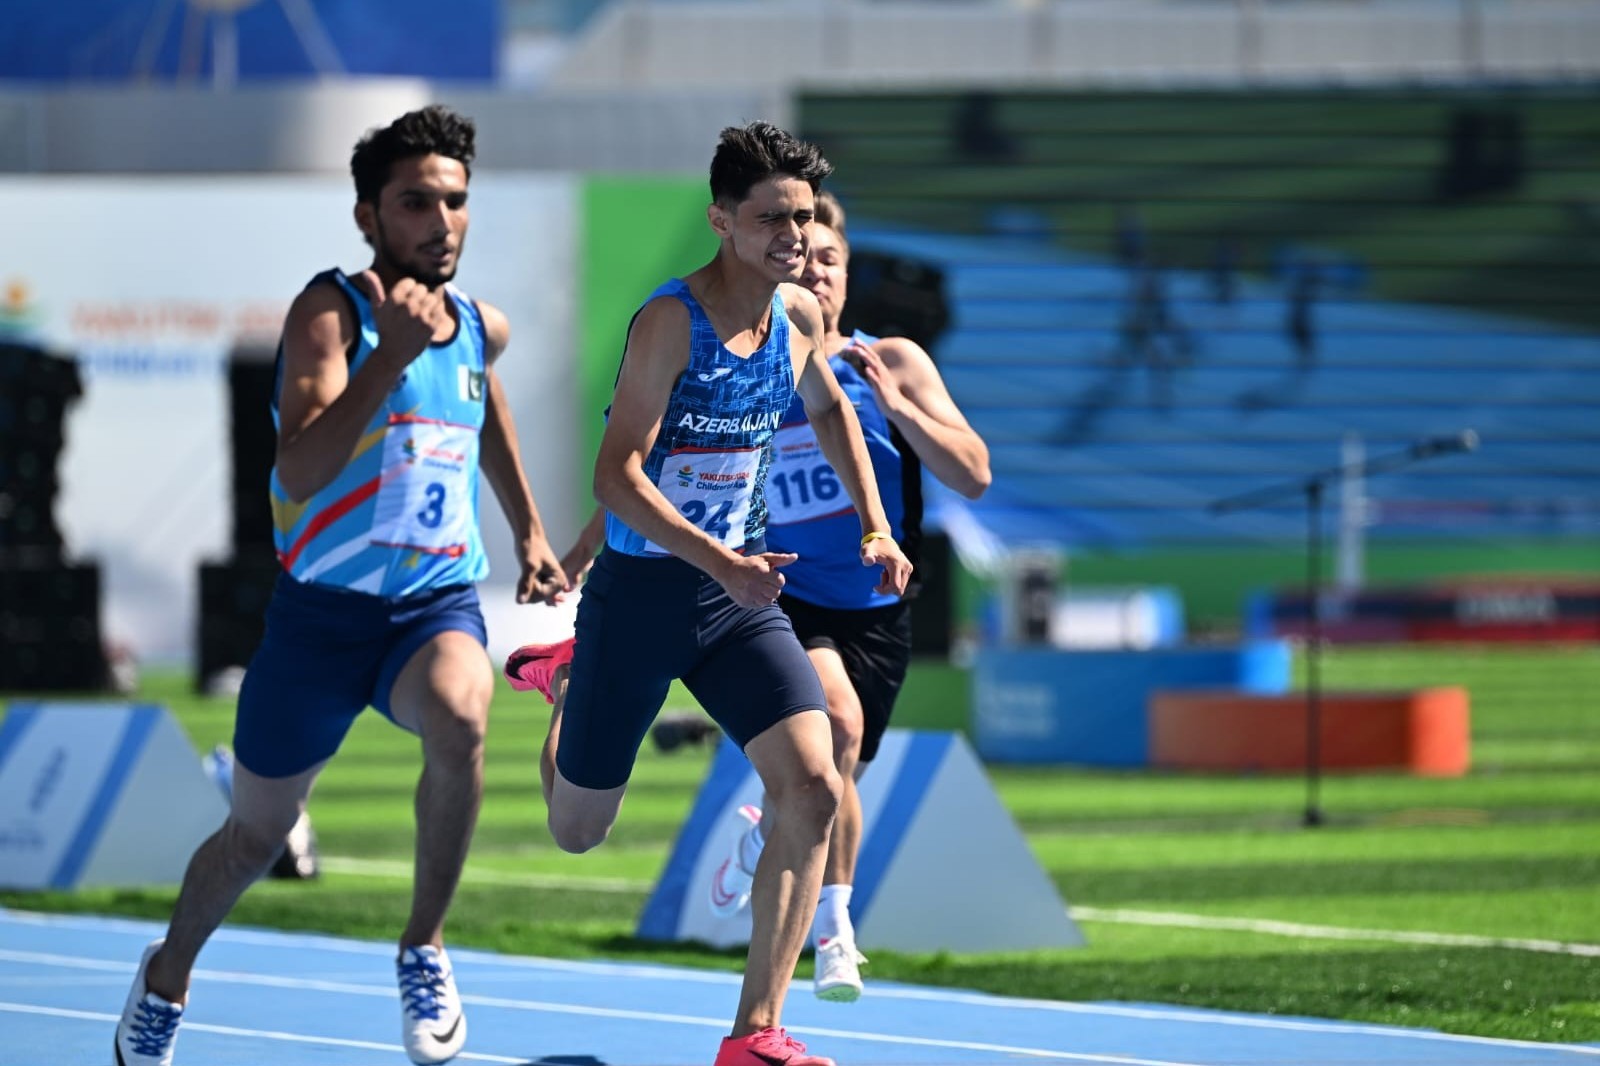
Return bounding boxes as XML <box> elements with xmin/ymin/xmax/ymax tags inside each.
<box><xmin>712</xmin><ymin>175</ymin><xmax>815</xmax><ymax>285</ymax></box>
<box><xmin>359</xmin><ymin>153</ymin><xmax>469</xmax><ymax>288</ymax></box>
<box><xmin>800</xmin><ymin>222</ymin><xmax>848</xmax><ymax>329</ymax></box>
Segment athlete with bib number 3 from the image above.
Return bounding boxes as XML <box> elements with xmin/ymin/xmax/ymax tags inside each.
<box><xmin>113</xmin><ymin>106</ymin><xmax>565</xmax><ymax>1066</ymax></box>
<box><xmin>504</xmin><ymin>123</ymin><xmax>910</xmax><ymax>1066</ymax></box>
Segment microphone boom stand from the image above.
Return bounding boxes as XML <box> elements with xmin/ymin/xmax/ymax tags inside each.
<box><xmin>1209</xmin><ymin>434</ymin><xmax>1477</xmax><ymax>827</ymax></box>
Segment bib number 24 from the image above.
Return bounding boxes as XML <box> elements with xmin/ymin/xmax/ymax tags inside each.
<box><xmin>682</xmin><ymin>499</ymin><xmax>734</xmax><ymax>539</ymax></box>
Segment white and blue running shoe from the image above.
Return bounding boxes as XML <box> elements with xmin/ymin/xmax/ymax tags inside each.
<box><xmin>113</xmin><ymin>940</ymin><xmax>183</xmax><ymax>1066</ymax></box>
<box><xmin>397</xmin><ymin>944</ymin><xmax>467</xmax><ymax>1064</ymax></box>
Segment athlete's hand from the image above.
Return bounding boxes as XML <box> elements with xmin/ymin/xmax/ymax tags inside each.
<box><xmin>515</xmin><ymin>535</ymin><xmax>568</xmax><ymax>606</ymax></box>
<box><xmin>553</xmin><ymin>541</ymin><xmax>596</xmax><ymax>603</ymax></box>
<box><xmin>350</xmin><ymin>269</ymin><xmax>449</xmax><ymax>366</ymax></box>
<box><xmin>861</xmin><ymin>535</ymin><xmax>912</xmax><ymax>598</ymax></box>
<box><xmin>717</xmin><ymin>551</ymin><xmax>797</xmax><ymax>609</ymax></box>
<box><xmin>844</xmin><ymin>338</ymin><xmax>912</xmax><ymax>422</ymax></box>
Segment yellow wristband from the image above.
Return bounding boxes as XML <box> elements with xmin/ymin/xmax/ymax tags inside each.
<box><xmin>860</xmin><ymin>531</ymin><xmax>892</xmax><ymax>548</ymax></box>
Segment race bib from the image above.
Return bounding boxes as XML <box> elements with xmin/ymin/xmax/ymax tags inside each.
<box><xmin>371</xmin><ymin>417</ymin><xmax>475</xmax><ymax>556</ymax></box>
<box><xmin>648</xmin><ymin>446</ymin><xmax>762</xmax><ymax>554</ymax></box>
<box><xmin>766</xmin><ymin>423</ymin><xmax>849</xmax><ymax>525</ymax></box>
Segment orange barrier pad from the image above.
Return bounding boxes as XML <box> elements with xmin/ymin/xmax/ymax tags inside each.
<box><xmin>1149</xmin><ymin>687</ymin><xmax>1470</xmax><ymax>776</ymax></box>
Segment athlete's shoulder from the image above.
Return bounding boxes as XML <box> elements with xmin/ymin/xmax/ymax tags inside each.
<box><xmin>622</xmin><ymin>293</ymin><xmax>693</xmax><ymax>371</ymax></box>
<box><xmin>779</xmin><ymin>282</ymin><xmax>821</xmax><ymax>315</ymax></box>
<box><xmin>284</xmin><ymin>273</ymin><xmax>359</xmax><ymax>351</ymax></box>
<box><xmin>867</xmin><ymin>334</ymin><xmax>929</xmax><ymax>370</ymax></box>
<box><xmin>473</xmin><ymin>298</ymin><xmax>510</xmax><ymax>359</ymax></box>
<box><xmin>632</xmin><ymin>291</ymin><xmax>693</xmax><ymax>334</ymax></box>
<box><xmin>778</xmin><ymin>283</ymin><xmax>823</xmax><ymax>330</ymax></box>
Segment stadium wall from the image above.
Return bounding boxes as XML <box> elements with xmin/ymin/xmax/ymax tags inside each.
<box><xmin>547</xmin><ymin>0</ymin><xmax>1600</xmax><ymax>90</ymax></box>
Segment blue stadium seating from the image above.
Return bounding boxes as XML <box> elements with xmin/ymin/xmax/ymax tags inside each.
<box><xmin>854</xmin><ymin>225</ymin><xmax>1600</xmax><ymax>547</ymax></box>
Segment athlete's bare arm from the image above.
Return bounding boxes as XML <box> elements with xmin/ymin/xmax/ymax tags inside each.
<box><xmin>275</xmin><ymin>272</ymin><xmax>448</xmax><ymax>503</ymax></box>
<box><xmin>476</xmin><ymin>300</ymin><xmax>566</xmax><ymax>605</ymax></box>
<box><xmin>847</xmin><ymin>335</ymin><xmax>990</xmax><ymax>500</ymax></box>
<box><xmin>788</xmin><ymin>285</ymin><xmax>912</xmax><ymax>597</ymax></box>
<box><xmin>557</xmin><ymin>507</ymin><xmax>607</xmax><ymax>595</ymax></box>
<box><xmin>593</xmin><ymin>297</ymin><xmax>796</xmax><ymax>609</ymax></box>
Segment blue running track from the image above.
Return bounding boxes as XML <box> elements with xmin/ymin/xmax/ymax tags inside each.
<box><xmin>2</xmin><ymin>909</ymin><xmax>1596</xmax><ymax>1065</ymax></box>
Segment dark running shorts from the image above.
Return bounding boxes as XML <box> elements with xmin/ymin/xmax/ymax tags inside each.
<box><xmin>779</xmin><ymin>594</ymin><xmax>913</xmax><ymax>764</ymax></box>
<box><xmin>557</xmin><ymin>546</ymin><xmax>827</xmax><ymax>790</ymax></box>
<box><xmin>233</xmin><ymin>572</ymin><xmax>487</xmax><ymax>778</ymax></box>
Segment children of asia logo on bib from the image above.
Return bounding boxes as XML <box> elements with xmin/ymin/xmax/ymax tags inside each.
<box><xmin>402</xmin><ymin>438</ymin><xmax>467</xmax><ymax>470</ymax></box>
<box><xmin>677</xmin><ymin>465</ymin><xmax>695</xmax><ymax>487</ymax></box>
<box><xmin>694</xmin><ymin>470</ymin><xmax>749</xmax><ymax>493</ymax></box>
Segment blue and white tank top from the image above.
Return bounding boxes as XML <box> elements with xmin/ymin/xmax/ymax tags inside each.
<box><xmin>765</xmin><ymin>331</ymin><xmax>923</xmax><ymax>610</ymax></box>
<box><xmin>604</xmin><ymin>278</ymin><xmax>795</xmax><ymax>557</ymax></box>
<box><xmin>269</xmin><ymin>268</ymin><xmax>490</xmax><ymax>598</ymax></box>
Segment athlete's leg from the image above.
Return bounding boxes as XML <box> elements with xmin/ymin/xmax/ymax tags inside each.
<box><xmin>143</xmin><ymin>578</ymin><xmax>378</xmax><ymax>1002</ymax></box>
<box><xmin>544</xmin><ymin>659</ymin><xmax>640</xmax><ymax>854</ymax></box>
<box><xmin>387</xmin><ymin>629</ymin><xmax>495</xmax><ymax>950</ymax></box>
<box><xmin>714</xmin><ymin>648</ymin><xmax>863</xmax><ymax>924</ymax></box>
<box><xmin>142</xmin><ymin>759</ymin><xmax>325</xmax><ymax>1003</ymax></box>
<box><xmin>806</xmin><ymin>646</ymin><xmax>865</xmax><ymax>889</ymax></box>
<box><xmin>540</xmin><ymin>551</ymin><xmax>682</xmax><ymax>853</ymax></box>
<box><xmin>736</xmin><ymin>709</ymin><xmax>842</xmax><ymax>1034</ymax></box>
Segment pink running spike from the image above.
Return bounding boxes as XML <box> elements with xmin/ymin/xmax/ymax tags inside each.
<box><xmin>503</xmin><ymin>636</ymin><xmax>576</xmax><ymax>704</ymax></box>
<box><xmin>713</xmin><ymin>1028</ymin><xmax>836</xmax><ymax>1066</ymax></box>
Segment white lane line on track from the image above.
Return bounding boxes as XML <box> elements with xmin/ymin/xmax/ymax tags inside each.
<box><xmin>0</xmin><ymin>994</ymin><xmax>1198</xmax><ymax>1066</ymax></box>
<box><xmin>0</xmin><ymin>1002</ymin><xmax>529</xmax><ymax>1063</ymax></box>
<box><xmin>1072</xmin><ymin>905</ymin><xmax>1600</xmax><ymax>957</ymax></box>
<box><xmin>6</xmin><ymin>945</ymin><xmax>1598</xmax><ymax>1059</ymax></box>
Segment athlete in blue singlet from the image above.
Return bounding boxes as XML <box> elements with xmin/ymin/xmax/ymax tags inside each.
<box><xmin>506</xmin><ymin>123</ymin><xmax>911</xmax><ymax>1066</ymax></box>
<box><xmin>114</xmin><ymin>106</ymin><xmax>565</xmax><ymax>1066</ymax></box>
<box><xmin>709</xmin><ymin>191</ymin><xmax>990</xmax><ymax>1002</ymax></box>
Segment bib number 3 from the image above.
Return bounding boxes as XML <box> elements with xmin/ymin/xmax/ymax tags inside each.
<box><xmin>372</xmin><ymin>418</ymin><xmax>474</xmax><ymax>555</ymax></box>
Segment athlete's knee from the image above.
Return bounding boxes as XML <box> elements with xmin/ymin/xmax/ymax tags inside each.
<box><xmin>546</xmin><ymin>805</ymin><xmax>615</xmax><ymax>854</ymax></box>
<box><xmin>427</xmin><ymin>705</ymin><xmax>488</xmax><ymax>768</ymax></box>
<box><xmin>421</xmin><ymin>676</ymin><xmax>492</xmax><ymax>766</ymax></box>
<box><xmin>219</xmin><ymin>813</ymin><xmax>296</xmax><ymax>873</ymax></box>
<box><xmin>826</xmin><ymin>701</ymin><xmax>864</xmax><ymax>769</ymax></box>
<box><xmin>821</xmin><ymin>682</ymin><xmax>864</xmax><ymax>767</ymax></box>
<box><xmin>769</xmin><ymin>764</ymin><xmax>843</xmax><ymax>840</ymax></box>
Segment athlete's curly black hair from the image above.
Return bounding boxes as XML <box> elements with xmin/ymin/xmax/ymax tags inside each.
<box><xmin>709</xmin><ymin>121</ymin><xmax>832</xmax><ymax>206</ymax></box>
<box><xmin>350</xmin><ymin>105</ymin><xmax>476</xmax><ymax>204</ymax></box>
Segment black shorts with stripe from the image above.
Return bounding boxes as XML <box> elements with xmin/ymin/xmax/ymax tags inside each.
<box><xmin>778</xmin><ymin>593</ymin><xmax>913</xmax><ymax>764</ymax></box>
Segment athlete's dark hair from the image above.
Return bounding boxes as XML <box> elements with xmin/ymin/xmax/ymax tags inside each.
<box><xmin>350</xmin><ymin>105</ymin><xmax>476</xmax><ymax>204</ymax></box>
<box><xmin>709</xmin><ymin>121</ymin><xmax>832</xmax><ymax>206</ymax></box>
<box><xmin>814</xmin><ymin>190</ymin><xmax>849</xmax><ymax>252</ymax></box>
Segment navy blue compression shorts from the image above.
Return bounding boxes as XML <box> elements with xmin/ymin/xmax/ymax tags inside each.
<box><xmin>233</xmin><ymin>572</ymin><xmax>487</xmax><ymax>777</ymax></box>
<box><xmin>556</xmin><ymin>546</ymin><xmax>827</xmax><ymax>790</ymax></box>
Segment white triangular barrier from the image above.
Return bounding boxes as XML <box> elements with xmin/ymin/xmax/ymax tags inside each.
<box><xmin>0</xmin><ymin>702</ymin><xmax>228</xmax><ymax>889</ymax></box>
<box><xmin>637</xmin><ymin>729</ymin><xmax>1084</xmax><ymax>953</ymax></box>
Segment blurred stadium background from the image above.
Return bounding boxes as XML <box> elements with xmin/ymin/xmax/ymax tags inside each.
<box><xmin>1</xmin><ymin>0</ymin><xmax>1597</xmax><ymax>1049</ymax></box>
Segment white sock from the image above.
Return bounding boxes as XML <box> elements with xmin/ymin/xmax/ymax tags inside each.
<box><xmin>738</xmin><ymin>815</ymin><xmax>766</xmax><ymax>873</ymax></box>
<box><xmin>813</xmin><ymin>883</ymin><xmax>854</xmax><ymax>946</ymax></box>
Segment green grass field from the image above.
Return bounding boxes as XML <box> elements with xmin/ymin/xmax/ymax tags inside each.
<box><xmin>4</xmin><ymin>645</ymin><xmax>1597</xmax><ymax>1044</ymax></box>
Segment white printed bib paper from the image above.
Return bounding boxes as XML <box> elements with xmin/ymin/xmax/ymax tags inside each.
<box><xmin>371</xmin><ymin>417</ymin><xmax>475</xmax><ymax>556</ymax></box>
<box><xmin>766</xmin><ymin>423</ymin><xmax>849</xmax><ymax>525</ymax></box>
<box><xmin>648</xmin><ymin>446</ymin><xmax>762</xmax><ymax>554</ymax></box>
